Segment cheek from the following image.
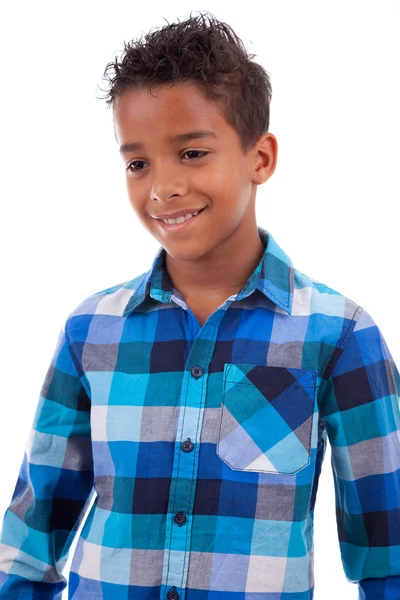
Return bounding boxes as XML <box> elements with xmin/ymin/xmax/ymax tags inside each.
<box><xmin>126</xmin><ymin>194</ymin><xmax>147</xmax><ymax>219</ymax></box>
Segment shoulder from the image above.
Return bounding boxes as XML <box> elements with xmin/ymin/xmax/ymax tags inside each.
<box><xmin>63</xmin><ymin>272</ymin><xmax>147</xmax><ymax>338</ymax></box>
<box><xmin>292</xmin><ymin>265</ymin><xmax>364</xmax><ymax>345</ymax></box>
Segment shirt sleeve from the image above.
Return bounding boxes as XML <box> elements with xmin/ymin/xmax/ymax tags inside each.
<box><xmin>0</xmin><ymin>320</ymin><xmax>95</xmax><ymax>600</ymax></box>
<box><xmin>320</xmin><ymin>306</ymin><xmax>400</xmax><ymax>599</ymax></box>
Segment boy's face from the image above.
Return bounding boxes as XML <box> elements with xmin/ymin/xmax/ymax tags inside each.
<box><xmin>113</xmin><ymin>82</ymin><xmax>276</xmax><ymax>263</ymax></box>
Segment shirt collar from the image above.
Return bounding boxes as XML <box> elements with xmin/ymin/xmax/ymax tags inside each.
<box><xmin>122</xmin><ymin>226</ymin><xmax>294</xmax><ymax>317</ymax></box>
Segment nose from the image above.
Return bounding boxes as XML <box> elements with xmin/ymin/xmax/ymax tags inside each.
<box><xmin>149</xmin><ymin>160</ymin><xmax>188</xmax><ymax>203</ymax></box>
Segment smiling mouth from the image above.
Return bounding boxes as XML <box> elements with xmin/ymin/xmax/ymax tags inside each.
<box><xmin>154</xmin><ymin>206</ymin><xmax>207</xmax><ymax>221</ymax></box>
<box><xmin>155</xmin><ymin>206</ymin><xmax>208</xmax><ymax>231</ymax></box>
<box><xmin>159</xmin><ymin>207</ymin><xmax>206</xmax><ymax>222</ymax></box>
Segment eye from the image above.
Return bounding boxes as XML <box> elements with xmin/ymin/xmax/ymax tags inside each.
<box><xmin>126</xmin><ymin>150</ymin><xmax>210</xmax><ymax>173</ymax></box>
<box><xmin>182</xmin><ymin>150</ymin><xmax>209</xmax><ymax>161</ymax></box>
<box><xmin>126</xmin><ymin>159</ymin><xmax>147</xmax><ymax>172</ymax></box>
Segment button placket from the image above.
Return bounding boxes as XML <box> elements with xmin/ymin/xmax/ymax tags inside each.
<box><xmin>191</xmin><ymin>365</ymin><xmax>203</xmax><ymax>379</ymax></box>
<box><xmin>162</xmin><ymin>310</ymin><xmax>227</xmax><ymax>597</ymax></box>
<box><xmin>166</xmin><ymin>586</ymin><xmax>179</xmax><ymax>600</ymax></box>
<box><xmin>181</xmin><ymin>438</ymin><xmax>194</xmax><ymax>452</ymax></box>
<box><xmin>174</xmin><ymin>511</ymin><xmax>187</xmax><ymax>527</ymax></box>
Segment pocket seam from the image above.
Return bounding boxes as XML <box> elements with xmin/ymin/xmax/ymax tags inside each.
<box><xmin>223</xmin><ymin>381</ymin><xmax>315</xmax><ymax>389</ymax></box>
<box><xmin>217</xmin><ymin>364</ymin><xmax>317</xmax><ymax>475</ymax></box>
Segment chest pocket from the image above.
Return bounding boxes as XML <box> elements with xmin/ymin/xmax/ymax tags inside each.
<box><xmin>216</xmin><ymin>363</ymin><xmax>318</xmax><ymax>475</ymax></box>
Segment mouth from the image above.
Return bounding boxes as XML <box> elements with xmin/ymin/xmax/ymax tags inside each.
<box><xmin>155</xmin><ymin>206</ymin><xmax>208</xmax><ymax>232</ymax></box>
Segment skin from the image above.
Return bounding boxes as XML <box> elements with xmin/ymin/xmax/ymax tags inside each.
<box><xmin>113</xmin><ymin>81</ymin><xmax>278</xmax><ymax>310</ymax></box>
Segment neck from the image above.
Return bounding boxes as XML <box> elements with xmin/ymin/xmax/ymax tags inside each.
<box><xmin>164</xmin><ymin>222</ymin><xmax>266</xmax><ymax>300</ymax></box>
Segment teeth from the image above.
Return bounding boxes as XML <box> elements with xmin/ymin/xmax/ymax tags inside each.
<box><xmin>163</xmin><ymin>210</ymin><xmax>199</xmax><ymax>225</ymax></box>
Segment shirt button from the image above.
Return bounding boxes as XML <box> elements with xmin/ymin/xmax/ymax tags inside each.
<box><xmin>174</xmin><ymin>512</ymin><xmax>187</xmax><ymax>526</ymax></box>
<box><xmin>166</xmin><ymin>586</ymin><xmax>179</xmax><ymax>600</ymax></box>
<box><xmin>181</xmin><ymin>438</ymin><xmax>194</xmax><ymax>452</ymax></box>
<box><xmin>191</xmin><ymin>365</ymin><xmax>203</xmax><ymax>378</ymax></box>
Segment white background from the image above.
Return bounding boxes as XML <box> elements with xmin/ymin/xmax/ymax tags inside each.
<box><xmin>0</xmin><ymin>2</ymin><xmax>399</xmax><ymax>598</ymax></box>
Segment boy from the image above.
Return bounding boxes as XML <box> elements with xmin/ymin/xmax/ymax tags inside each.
<box><xmin>0</xmin><ymin>10</ymin><xmax>399</xmax><ymax>600</ymax></box>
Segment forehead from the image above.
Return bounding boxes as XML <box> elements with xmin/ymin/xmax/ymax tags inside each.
<box><xmin>113</xmin><ymin>82</ymin><xmax>228</xmax><ymax>142</ymax></box>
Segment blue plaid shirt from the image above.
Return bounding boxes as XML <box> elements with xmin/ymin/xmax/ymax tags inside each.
<box><xmin>0</xmin><ymin>226</ymin><xmax>399</xmax><ymax>600</ymax></box>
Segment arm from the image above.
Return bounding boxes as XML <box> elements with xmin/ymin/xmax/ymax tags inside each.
<box><xmin>0</xmin><ymin>320</ymin><xmax>95</xmax><ymax>599</ymax></box>
<box><xmin>320</xmin><ymin>306</ymin><xmax>400</xmax><ymax>599</ymax></box>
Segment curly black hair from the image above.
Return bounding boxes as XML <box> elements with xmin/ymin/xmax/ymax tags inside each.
<box><xmin>98</xmin><ymin>10</ymin><xmax>272</xmax><ymax>154</ymax></box>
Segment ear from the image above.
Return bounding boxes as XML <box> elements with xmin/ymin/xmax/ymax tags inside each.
<box><xmin>251</xmin><ymin>133</ymin><xmax>278</xmax><ymax>185</ymax></box>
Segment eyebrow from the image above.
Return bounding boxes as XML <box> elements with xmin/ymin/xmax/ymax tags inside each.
<box><xmin>119</xmin><ymin>130</ymin><xmax>218</xmax><ymax>154</ymax></box>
